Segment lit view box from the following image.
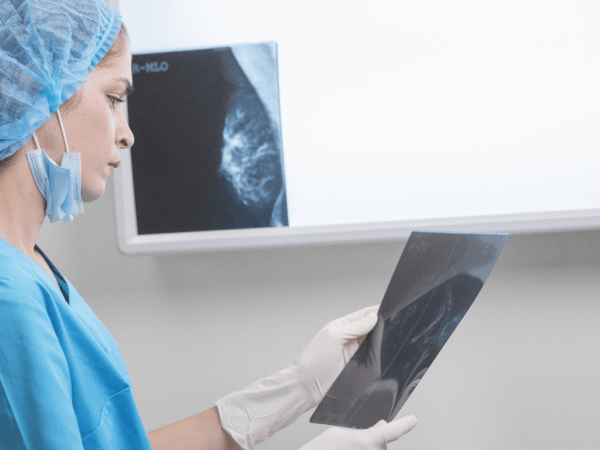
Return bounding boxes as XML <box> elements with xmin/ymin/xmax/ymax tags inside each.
<box><xmin>115</xmin><ymin>38</ymin><xmax>599</xmax><ymax>254</ymax></box>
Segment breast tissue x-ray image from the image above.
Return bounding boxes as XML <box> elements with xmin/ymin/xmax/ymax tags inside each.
<box><xmin>127</xmin><ymin>42</ymin><xmax>288</xmax><ymax>235</ymax></box>
<box><xmin>311</xmin><ymin>231</ymin><xmax>508</xmax><ymax>429</ymax></box>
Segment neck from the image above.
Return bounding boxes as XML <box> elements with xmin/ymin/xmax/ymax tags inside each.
<box><xmin>0</xmin><ymin>140</ymin><xmax>47</xmax><ymax>258</ymax></box>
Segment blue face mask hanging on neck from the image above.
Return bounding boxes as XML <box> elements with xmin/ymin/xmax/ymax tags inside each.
<box><xmin>26</xmin><ymin>110</ymin><xmax>84</xmax><ymax>223</ymax></box>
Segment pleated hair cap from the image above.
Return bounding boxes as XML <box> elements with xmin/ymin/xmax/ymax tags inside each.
<box><xmin>0</xmin><ymin>0</ymin><xmax>122</xmax><ymax>161</ymax></box>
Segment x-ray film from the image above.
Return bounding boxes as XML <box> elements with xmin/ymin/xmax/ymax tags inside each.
<box><xmin>128</xmin><ymin>42</ymin><xmax>287</xmax><ymax>235</ymax></box>
<box><xmin>310</xmin><ymin>230</ymin><xmax>508</xmax><ymax>429</ymax></box>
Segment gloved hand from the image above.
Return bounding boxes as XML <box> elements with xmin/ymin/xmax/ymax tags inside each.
<box><xmin>216</xmin><ymin>306</ymin><xmax>379</xmax><ymax>450</ymax></box>
<box><xmin>300</xmin><ymin>416</ymin><xmax>418</xmax><ymax>450</ymax></box>
<box><xmin>309</xmin><ymin>313</ymin><xmax>386</xmax><ymax>427</ymax></box>
<box><xmin>292</xmin><ymin>305</ymin><xmax>380</xmax><ymax>408</ymax></box>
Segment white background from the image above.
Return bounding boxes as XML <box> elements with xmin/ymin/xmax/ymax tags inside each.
<box><xmin>120</xmin><ymin>0</ymin><xmax>599</xmax><ymax>227</ymax></box>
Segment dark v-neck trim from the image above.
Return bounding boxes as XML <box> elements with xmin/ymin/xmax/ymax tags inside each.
<box><xmin>34</xmin><ymin>245</ymin><xmax>70</xmax><ymax>305</ymax></box>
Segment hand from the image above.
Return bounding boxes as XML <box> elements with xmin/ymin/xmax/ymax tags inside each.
<box><xmin>310</xmin><ymin>314</ymin><xmax>387</xmax><ymax>428</ymax></box>
<box><xmin>215</xmin><ymin>306</ymin><xmax>379</xmax><ymax>450</ymax></box>
<box><xmin>292</xmin><ymin>305</ymin><xmax>379</xmax><ymax>407</ymax></box>
<box><xmin>300</xmin><ymin>416</ymin><xmax>418</xmax><ymax>450</ymax></box>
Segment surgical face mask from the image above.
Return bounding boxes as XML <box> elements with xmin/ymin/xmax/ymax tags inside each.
<box><xmin>26</xmin><ymin>110</ymin><xmax>84</xmax><ymax>223</ymax></box>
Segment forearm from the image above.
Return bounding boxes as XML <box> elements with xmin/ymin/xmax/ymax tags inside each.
<box><xmin>216</xmin><ymin>365</ymin><xmax>314</xmax><ymax>449</ymax></box>
<box><xmin>148</xmin><ymin>406</ymin><xmax>242</xmax><ymax>450</ymax></box>
<box><xmin>215</xmin><ymin>307</ymin><xmax>378</xmax><ymax>450</ymax></box>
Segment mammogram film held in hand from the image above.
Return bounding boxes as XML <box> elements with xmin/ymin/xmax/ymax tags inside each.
<box><xmin>310</xmin><ymin>230</ymin><xmax>508</xmax><ymax>429</ymax></box>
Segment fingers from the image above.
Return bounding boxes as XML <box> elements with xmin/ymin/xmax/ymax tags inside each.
<box><xmin>338</xmin><ymin>311</ymin><xmax>378</xmax><ymax>339</ymax></box>
<box><xmin>300</xmin><ymin>417</ymin><xmax>417</xmax><ymax>450</ymax></box>
<box><xmin>342</xmin><ymin>305</ymin><xmax>379</xmax><ymax>323</ymax></box>
<box><xmin>369</xmin><ymin>415</ymin><xmax>418</xmax><ymax>445</ymax></box>
<box><xmin>330</xmin><ymin>305</ymin><xmax>378</xmax><ymax>331</ymax></box>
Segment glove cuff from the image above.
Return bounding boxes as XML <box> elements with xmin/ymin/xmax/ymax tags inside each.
<box><xmin>216</xmin><ymin>365</ymin><xmax>313</xmax><ymax>450</ymax></box>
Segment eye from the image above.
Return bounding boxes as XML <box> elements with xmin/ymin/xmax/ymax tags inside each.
<box><xmin>108</xmin><ymin>95</ymin><xmax>125</xmax><ymax>110</ymax></box>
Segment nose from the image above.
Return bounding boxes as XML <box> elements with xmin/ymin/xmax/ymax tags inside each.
<box><xmin>116</xmin><ymin>112</ymin><xmax>135</xmax><ymax>149</ymax></box>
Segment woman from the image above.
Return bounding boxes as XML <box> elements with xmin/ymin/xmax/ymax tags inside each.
<box><xmin>0</xmin><ymin>1</ymin><xmax>417</xmax><ymax>449</ymax></box>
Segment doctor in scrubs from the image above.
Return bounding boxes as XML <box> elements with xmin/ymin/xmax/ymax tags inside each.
<box><xmin>0</xmin><ymin>1</ymin><xmax>417</xmax><ymax>449</ymax></box>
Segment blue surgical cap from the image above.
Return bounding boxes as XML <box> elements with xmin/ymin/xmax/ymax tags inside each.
<box><xmin>0</xmin><ymin>0</ymin><xmax>122</xmax><ymax>162</ymax></box>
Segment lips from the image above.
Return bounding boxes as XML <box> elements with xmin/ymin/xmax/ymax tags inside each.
<box><xmin>108</xmin><ymin>160</ymin><xmax>121</xmax><ymax>169</ymax></box>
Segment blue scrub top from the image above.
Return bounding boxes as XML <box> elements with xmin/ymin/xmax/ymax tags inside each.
<box><xmin>0</xmin><ymin>238</ymin><xmax>152</xmax><ymax>450</ymax></box>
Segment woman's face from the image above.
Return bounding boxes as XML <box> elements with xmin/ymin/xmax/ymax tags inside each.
<box><xmin>59</xmin><ymin>42</ymin><xmax>134</xmax><ymax>202</ymax></box>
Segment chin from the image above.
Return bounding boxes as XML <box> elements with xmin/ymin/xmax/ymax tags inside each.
<box><xmin>81</xmin><ymin>186</ymin><xmax>104</xmax><ymax>203</ymax></box>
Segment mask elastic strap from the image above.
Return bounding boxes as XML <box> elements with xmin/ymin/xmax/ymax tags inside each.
<box><xmin>56</xmin><ymin>109</ymin><xmax>71</xmax><ymax>154</ymax></box>
<box><xmin>31</xmin><ymin>109</ymin><xmax>70</xmax><ymax>154</ymax></box>
<box><xmin>32</xmin><ymin>132</ymin><xmax>41</xmax><ymax>150</ymax></box>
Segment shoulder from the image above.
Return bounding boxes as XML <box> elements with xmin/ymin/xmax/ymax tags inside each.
<box><xmin>0</xmin><ymin>241</ymin><xmax>36</xmax><ymax>282</ymax></box>
<box><xmin>0</xmin><ymin>287</ymin><xmax>57</xmax><ymax>344</ymax></box>
<box><xmin>0</xmin><ymin>243</ymin><xmax>61</xmax><ymax>307</ymax></box>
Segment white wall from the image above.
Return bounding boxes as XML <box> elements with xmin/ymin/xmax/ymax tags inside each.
<box><xmin>37</xmin><ymin>178</ymin><xmax>600</xmax><ymax>449</ymax></box>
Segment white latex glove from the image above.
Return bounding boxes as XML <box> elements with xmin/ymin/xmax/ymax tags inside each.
<box><xmin>292</xmin><ymin>305</ymin><xmax>380</xmax><ymax>408</ymax></box>
<box><xmin>300</xmin><ymin>416</ymin><xmax>418</xmax><ymax>450</ymax></box>
<box><xmin>216</xmin><ymin>306</ymin><xmax>379</xmax><ymax>450</ymax></box>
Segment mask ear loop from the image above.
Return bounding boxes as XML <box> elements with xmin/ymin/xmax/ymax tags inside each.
<box><xmin>31</xmin><ymin>109</ymin><xmax>70</xmax><ymax>153</ymax></box>
<box><xmin>32</xmin><ymin>132</ymin><xmax>41</xmax><ymax>150</ymax></box>
<box><xmin>55</xmin><ymin>109</ymin><xmax>70</xmax><ymax>154</ymax></box>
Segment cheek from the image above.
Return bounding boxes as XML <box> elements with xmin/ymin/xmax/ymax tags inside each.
<box><xmin>70</xmin><ymin>109</ymin><xmax>115</xmax><ymax>159</ymax></box>
<box><xmin>72</xmin><ymin>112</ymin><xmax>116</xmax><ymax>196</ymax></box>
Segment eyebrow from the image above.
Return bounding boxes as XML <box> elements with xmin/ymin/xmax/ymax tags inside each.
<box><xmin>115</xmin><ymin>77</ymin><xmax>134</xmax><ymax>96</ymax></box>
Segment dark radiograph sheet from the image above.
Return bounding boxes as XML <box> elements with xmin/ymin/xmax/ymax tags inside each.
<box><xmin>127</xmin><ymin>43</ymin><xmax>288</xmax><ymax>235</ymax></box>
<box><xmin>310</xmin><ymin>230</ymin><xmax>508</xmax><ymax>429</ymax></box>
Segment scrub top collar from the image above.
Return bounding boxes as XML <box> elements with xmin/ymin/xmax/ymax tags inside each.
<box><xmin>34</xmin><ymin>244</ymin><xmax>70</xmax><ymax>304</ymax></box>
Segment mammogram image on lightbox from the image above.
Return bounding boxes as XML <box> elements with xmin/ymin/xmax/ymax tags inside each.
<box><xmin>311</xmin><ymin>231</ymin><xmax>508</xmax><ymax>429</ymax></box>
<box><xmin>128</xmin><ymin>42</ymin><xmax>288</xmax><ymax>234</ymax></box>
